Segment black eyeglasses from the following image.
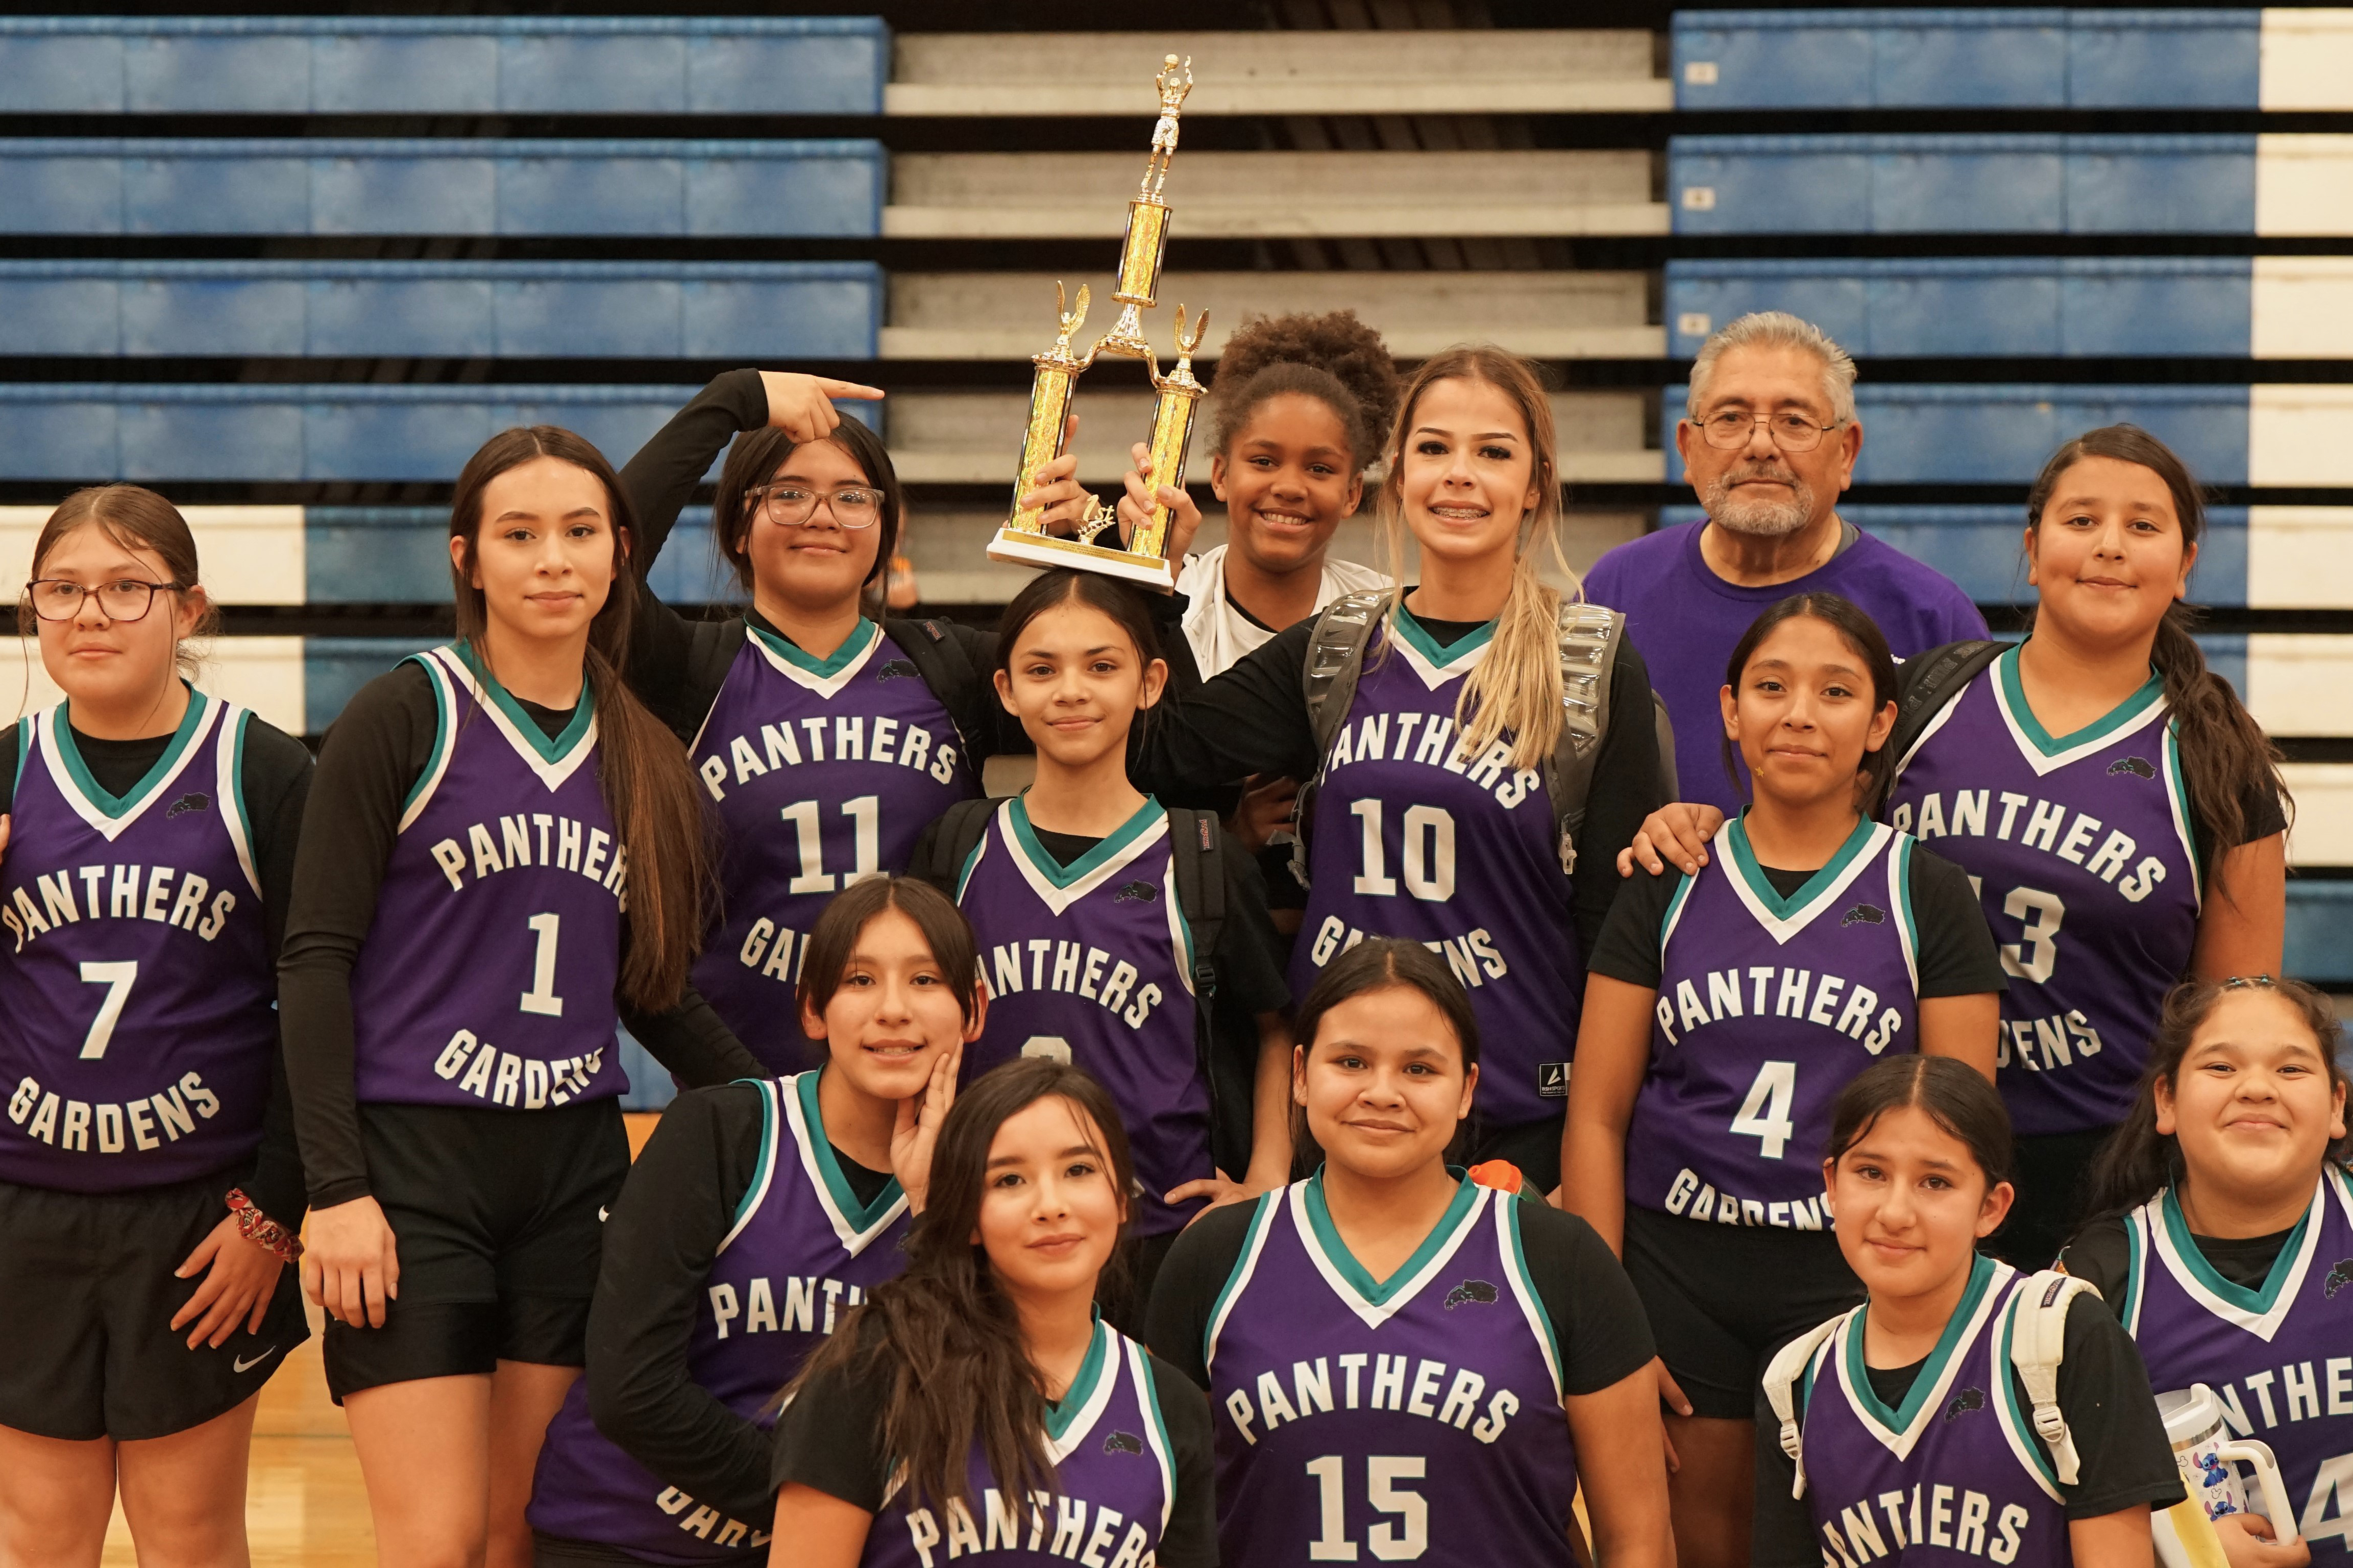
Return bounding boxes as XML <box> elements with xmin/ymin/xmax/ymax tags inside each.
<box><xmin>1689</xmin><ymin>409</ymin><xmax>1846</xmax><ymax>453</ymax></box>
<box><xmin>24</xmin><ymin>578</ymin><xmax>181</xmax><ymax>623</ymax></box>
<box><xmin>745</xmin><ymin>483</ymin><xmax>882</xmax><ymax>530</ymax></box>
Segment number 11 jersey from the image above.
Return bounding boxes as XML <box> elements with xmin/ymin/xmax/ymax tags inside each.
<box><xmin>689</xmin><ymin>620</ymin><xmax>973</xmax><ymax>1069</ymax></box>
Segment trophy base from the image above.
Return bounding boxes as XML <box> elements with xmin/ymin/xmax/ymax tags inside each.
<box><xmin>987</xmin><ymin>527</ymin><xmax>1177</xmax><ymax>593</ymax></box>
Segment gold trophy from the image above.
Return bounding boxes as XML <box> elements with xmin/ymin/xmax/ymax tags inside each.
<box><xmin>988</xmin><ymin>54</ymin><xmax>1206</xmax><ymax>593</ymax></box>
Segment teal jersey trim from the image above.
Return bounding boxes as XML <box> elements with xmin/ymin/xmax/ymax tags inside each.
<box><xmin>1302</xmin><ymin>1167</ymin><xmax>1481</xmax><ymax>1308</ymax></box>
<box><xmin>1722</xmin><ymin>812</ymin><xmax>1877</xmax><ymax>922</ymax></box>
<box><xmin>1006</xmin><ymin>794</ymin><xmax>1165</xmax><ymax>891</ymax></box>
<box><xmin>51</xmin><ymin>685</ymin><xmax>211</xmax><ymax>820</ymax></box>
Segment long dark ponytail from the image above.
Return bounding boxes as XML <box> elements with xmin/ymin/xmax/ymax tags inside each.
<box><xmin>2083</xmin><ymin>977</ymin><xmax>2349</xmax><ymax>1222</ymax></box>
<box><xmin>785</xmin><ymin>1057</ymin><xmax>1136</xmax><ymax>1512</ymax></box>
<box><xmin>447</xmin><ymin>426</ymin><xmax>710</xmax><ymax>1011</ymax></box>
<box><xmin>2024</xmin><ymin>426</ymin><xmax>2289</xmax><ymax>857</ymax></box>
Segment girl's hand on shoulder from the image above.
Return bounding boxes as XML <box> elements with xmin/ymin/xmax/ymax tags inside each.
<box><xmin>760</xmin><ymin>372</ymin><xmax>886</xmax><ymax>444</ymax></box>
<box><xmin>1616</xmin><ymin>804</ymin><xmax>1726</xmax><ymax>879</ymax></box>
<box><xmin>2214</xmin><ymin>1512</ymin><xmax>2311</xmax><ymax>1567</ymax></box>
<box><xmin>300</xmin><ymin>1195</ymin><xmax>400</xmax><ymax>1329</ymax></box>
<box><xmin>171</xmin><ymin>1213</ymin><xmax>286</xmax><ymax>1349</ymax></box>
<box><xmin>1226</xmin><ymin>776</ymin><xmax>1300</xmax><ymax>854</ymax></box>
<box><xmin>1115</xmin><ymin>440</ymin><xmax>1203</xmax><ymax>561</ymax></box>
<box><xmin>892</xmin><ymin>1044</ymin><xmax>962</xmax><ymax>1215</ymax></box>
<box><xmin>1168</xmin><ymin>1169</ymin><xmax>1274</xmax><ymax>1223</ymax></box>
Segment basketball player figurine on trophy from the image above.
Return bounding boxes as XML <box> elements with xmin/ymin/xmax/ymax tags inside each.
<box><xmin>988</xmin><ymin>54</ymin><xmax>1208</xmax><ymax>592</ymax></box>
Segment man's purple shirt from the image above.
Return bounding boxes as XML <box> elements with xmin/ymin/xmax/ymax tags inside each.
<box><xmin>1584</xmin><ymin>517</ymin><xmax>1988</xmax><ymax>814</ymax></box>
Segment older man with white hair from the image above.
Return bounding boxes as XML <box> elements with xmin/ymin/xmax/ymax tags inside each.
<box><xmin>1585</xmin><ymin>312</ymin><xmax>1986</xmax><ymax>813</ymax></box>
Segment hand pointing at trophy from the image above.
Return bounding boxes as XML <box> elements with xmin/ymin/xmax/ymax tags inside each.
<box><xmin>1018</xmin><ymin>416</ymin><xmax>1207</xmax><ymax>563</ymax></box>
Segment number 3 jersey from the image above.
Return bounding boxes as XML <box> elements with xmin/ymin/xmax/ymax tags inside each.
<box><xmin>689</xmin><ymin>619</ymin><xmax>973</xmax><ymax>1072</ymax></box>
<box><xmin>1293</xmin><ymin>618</ymin><xmax>1578</xmax><ymax>1133</ymax></box>
<box><xmin>1886</xmin><ymin>648</ymin><xmax>2200</xmax><ymax>1136</ymax></box>
<box><xmin>1199</xmin><ymin>1176</ymin><xmax>1579</xmax><ymax>1568</ymax></box>
<box><xmin>345</xmin><ymin>645</ymin><xmax>628</xmax><ymax>1110</ymax></box>
<box><xmin>1626</xmin><ymin>817</ymin><xmax>1925</xmax><ymax>1229</ymax></box>
<box><xmin>0</xmin><ymin>692</ymin><xmax>274</xmax><ymax>1190</ymax></box>
<box><xmin>2112</xmin><ymin>1168</ymin><xmax>2353</xmax><ymax>1555</ymax></box>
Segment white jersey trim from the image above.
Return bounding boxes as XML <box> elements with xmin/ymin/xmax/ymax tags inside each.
<box><xmin>1495</xmin><ymin>1197</ymin><xmax>1564</xmax><ymax>1405</ymax></box>
<box><xmin>745</xmin><ymin>617</ymin><xmax>884</xmax><ymax>700</ymax></box>
<box><xmin>1721</xmin><ymin>820</ymin><xmax>1898</xmax><ymax>947</ymax></box>
<box><xmin>2144</xmin><ymin>1173</ymin><xmax>2330</xmax><ymax>1341</ymax></box>
<box><xmin>1290</xmin><ymin>1179</ymin><xmax>1492</xmax><ymax>1332</ymax></box>
<box><xmin>782</xmin><ymin>1067</ymin><xmax>910</xmax><ymax>1255</ymax></box>
<box><xmin>215</xmin><ymin>704</ymin><xmax>262</xmax><ymax>898</ymax></box>
<box><xmin>996</xmin><ymin>800</ymin><xmax>1171</xmax><ymax>919</ymax></box>
<box><xmin>37</xmin><ymin>692</ymin><xmax>223</xmax><ymax>841</ymax></box>
<box><xmin>1832</xmin><ymin>1257</ymin><xmax>2014</xmax><ymax>1462</ymax></box>
<box><xmin>718</xmin><ymin>1079</ymin><xmax>784</xmax><ymax>1256</ymax></box>
<box><xmin>1203</xmin><ymin>1190</ymin><xmax>1284</xmax><ymax>1380</ymax></box>
<box><xmin>426</xmin><ymin>644</ymin><xmax>600</xmax><ymax>794</ymax></box>
<box><xmin>1128</xmin><ymin>1337</ymin><xmax>1180</xmax><ymax>1538</ymax></box>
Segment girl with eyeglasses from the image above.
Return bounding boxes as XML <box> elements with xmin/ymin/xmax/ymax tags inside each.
<box><xmin>613</xmin><ymin>372</ymin><xmax>1202</xmax><ymax>1071</ymax></box>
<box><xmin>1625</xmin><ymin>426</ymin><xmax>2290</xmax><ymax>1272</ymax></box>
<box><xmin>0</xmin><ymin>485</ymin><xmax>314</xmax><ymax>1567</ymax></box>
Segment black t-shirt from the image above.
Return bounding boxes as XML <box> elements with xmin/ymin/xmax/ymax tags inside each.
<box><xmin>1129</xmin><ymin>601</ymin><xmax>1665</xmax><ymax>963</ymax></box>
<box><xmin>1143</xmin><ymin>1184</ymin><xmax>1657</xmax><ymax>1398</ymax></box>
<box><xmin>1587</xmin><ymin>833</ymin><xmax>2007</xmax><ymax>1000</ymax></box>
<box><xmin>770</xmin><ymin>1318</ymin><xmax>1219</xmax><ymax>1568</ymax></box>
<box><xmin>569</xmin><ymin>1080</ymin><xmax>889</xmax><ymax>1536</ymax></box>
<box><xmin>1751</xmin><ymin>1290</ymin><xmax>2186</xmax><ymax>1565</ymax></box>
<box><xmin>277</xmin><ymin>661</ymin><xmax>766</xmax><ymax>1209</ymax></box>
<box><xmin>2059</xmin><ymin>1211</ymin><xmax>2294</xmax><ymax>1301</ymax></box>
<box><xmin>0</xmin><ymin>713</ymin><xmax>313</xmax><ymax>1227</ymax></box>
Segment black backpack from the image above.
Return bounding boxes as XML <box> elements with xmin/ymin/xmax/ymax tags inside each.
<box><xmin>884</xmin><ymin>616</ymin><xmax>995</xmax><ymax>765</ymax></box>
<box><xmin>911</xmin><ymin>798</ymin><xmax>1258</xmax><ymax>1179</ymax></box>
<box><xmin>1888</xmin><ymin>639</ymin><xmax>2006</xmax><ymax>772</ymax></box>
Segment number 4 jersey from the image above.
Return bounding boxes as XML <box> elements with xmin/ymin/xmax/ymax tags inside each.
<box><xmin>689</xmin><ymin>619</ymin><xmax>973</xmax><ymax>1070</ymax></box>
<box><xmin>0</xmin><ymin>691</ymin><xmax>275</xmax><ymax>1189</ymax></box>
<box><xmin>345</xmin><ymin>645</ymin><xmax>628</xmax><ymax>1111</ymax></box>
<box><xmin>1886</xmin><ymin>648</ymin><xmax>2201</xmax><ymax>1136</ymax></box>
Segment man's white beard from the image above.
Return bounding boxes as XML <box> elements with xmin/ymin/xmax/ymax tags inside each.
<box><xmin>1704</xmin><ymin>467</ymin><xmax>1818</xmax><ymax>538</ymax></box>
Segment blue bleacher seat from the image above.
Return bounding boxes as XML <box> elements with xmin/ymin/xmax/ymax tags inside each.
<box><xmin>0</xmin><ymin>261</ymin><xmax>884</xmax><ymax>360</ymax></box>
<box><xmin>1665</xmin><ymin>258</ymin><xmax>2254</xmax><ymax>359</ymax></box>
<box><xmin>1671</xmin><ymin>135</ymin><xmax>2259</xmax><ymax>236</ymax></box>
<box><xmin>2287</xmin><ymin>884</ymin><xmax>2353</xmax><ymax>986</ymax></box>
<box><xmin>1662</xmin><ymin>385</ymin><xmax>2252</xmax><ymax>486</ymax></box>
<box><xmin>0</xmin><ymin>17</ymin><xmax>888</xmax><ymax>116</ymax></box>
<box><xmin>0</xmin><ymin>140</ymin><xmax>886</xmax><ymax>237</ymax></box>
<box><xmin>1673</xmin><ymin>10</ymin><xmax>2260</xmax><ymax>111</ymax></box>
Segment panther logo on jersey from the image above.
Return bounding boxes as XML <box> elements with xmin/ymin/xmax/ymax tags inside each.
<box><xmin>874</xmin><ymin>660</ymin><xmax>921</xmax><ymax>682</ymax></box>
<box><xmin>1444</xmin><ymin>1279</ymin><xmax>1500</xmax><ymax>1310</ymax></box>
<box><xmin>165</xmin><ymin>792</ymin><xmax>210</xmax><ymax>818</ymax></box>
<box><xmin>1841</xmin><ymin>903</ymin><xmax>1885</xmax><ymax>927</ymax></box>
<box><xmin>1944</xmin><ymin>1387</ymin><xmax>1986</xmax><ymax>1422</ymax></box>
<box><xmin>1102</xmin><ymin>1430</ymin><xmax>1145</xmax><ymax>1456</ymax></box>
<box><xmin>1114</xmin><ymin>881</ymin><xmax>1159</xmax><ymax>904</ymax></box>
<box><xmin>2324</xmin><ymin>1259</ymin><xmax>2353</xmax><ymax>1298</ymax></box>
<box><xmin>2107</xmin><ymin>756</ymin><xmax>2157</xmax><ymax>780</ymax></box>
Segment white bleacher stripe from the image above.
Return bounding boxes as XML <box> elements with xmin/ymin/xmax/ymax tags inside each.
<box><xmin>2260</xmin><ymin>10</ymin><xmax>2353</xmax><ymax>111</ymax></box>
<box><xmin>0</xmin><ymin>633</ymin><xmax>304</xmax><ymax>736</ymax></box>
<box><xmin>2250</xmin><ymin>258</ymin><xmax>2353</xmax><ymax>359</ymax></box>
<box><xmin>2249</xmin><ymin>386</ymin><xmax>2353</xmax><ymax>487</ymax></box>
<box><xmin>885</xmin><ymin>31</ymin><xmax>1668</xmax><ymax>116</ymax></box>
<box><xmin>2247</xmin><ymin>636</ymin><xmax>2353</xmax><ymax>737</ymax></box>
<box><xmin>0</xmin><ymin>504</ymin><xmax>304</xmax><ymax>606</ymax></box>
<box><xmin>2247</xmin><ymin>509</ymin><xmax>2353</xmax><ymax>608</ymax></box>
<box><xmin>2283</xmin><ymin>764</ymin><xmax>2353</xmax><ymax>867</ymax></box>
<box><xmin>2254</xmin><ymin>135</ymin><xmax>2353</xmax><ymax>236</ymax></box>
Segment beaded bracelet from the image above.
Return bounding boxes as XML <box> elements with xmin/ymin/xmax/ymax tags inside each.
<box><xmin>226</xmin><ymin>1188</ymin><xmax>303</xmax><ymax>1263</ymax></box>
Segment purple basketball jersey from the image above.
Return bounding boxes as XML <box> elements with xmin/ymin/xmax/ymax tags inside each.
<box><xmin>0</xmin><ymin>693</ymin><xmax>273</xmax><ymax>1190</ymax></box>
<box><xmin>1200</xmin><ymin>1177</ymin><xmax>1579</xmax><ymax>1568</ymax></box>
<box><xmin>346</xmin><ymin>645</ymin><xmax>627</xmax><ymax>1109</ymax></box>
<box><xmin>855</xmin><ymin>1322</ymin><xmax>1178</xmax><ymax>1568</ymax></box>
<box><xmin>1791</xmin><ymin>1256</ymin><xmax>2074</xmax><ymax>1565</ymax></box>
<box><xmin>1887</xmin><ymin>649</ymin><xmax>2199</xmax><ymax>1135</ymax></box>
<box><xmin>528</xmin><ymin>1071</ymin><xmax>910</xmax><ymax>1562</ymax></box>
<box><xmin>1292</xmin><ymin>618</ymin><xmax>1578</xmax><ymax>1131</ymax></box>
<box><xmin>1626</xmin><ymin>818</ymin><xmax>1923</xmax><ymax>1230</ymax></box>
<box><xmin>690</xmin><ymin>621</ymin><xmax>974</xmax><ymax>1072</ymax></box>
<box><xmin>955</xmin><ymin>798</ymin><xmax>1207</xmax><ymax>1236</ymax></box>
<box><xmin>2116</xmin><ymin>1169</ymin><xmax>2353</xmax><ymax>1550</ymax></box>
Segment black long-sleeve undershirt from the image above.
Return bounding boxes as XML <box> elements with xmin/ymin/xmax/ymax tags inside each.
<box><xmin>278</xmin><ymin>662</ymin><xmax>765</xmax><ymax>1210</ymax></box>
<box><xmin>0</xmin><ymin>715</ymin><xmax>312</xmax><ymax>1229</ymax></box>
<box><xmin>1130</xmin><ymin>608</ymin><xmax>1665</xmax><ymax>960</ymax></box>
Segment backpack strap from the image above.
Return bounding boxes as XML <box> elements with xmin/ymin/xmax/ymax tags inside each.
<box><xmin>1888</xmin><ymin>639</ymin><xmax>2004</xmax><ymax>771</ymax></box>
<box><xmin>885</xmin><ymin>617</ymin><xmax>992</xmax><ymax>764</ymax></box>
<box><xmin>914</xmin><ymin>797</ymin><xmax>1001</xmax><ymax>895</ymax></box>
<box><xmin>1539</xmin><ymin>602</ymin><xmax>1624</xmax><ymax>877</ymax></box>
<box><xmin>1762</xmin><ymin>1315</ymin><xmax>1848</xmax><ymax>1499</ymax></box>
<box><xmin>1290</xmin><ymin>589</ymin><xmax>1390</xmax><ymax>892</ymax></box>
<box><xmin>1164</xmin><ymin>806</ymin><xmax>1235</xmax><ymax>1165</ymax></box>
<box><xmin>1652</xmin><ymin>691</ymin><xmax>1680</xmax><ymax>802</ymax></box>
<box><xmin>2009</xmin><ymin>1270</ymin><xmax>2097</xmax><ymax>1487</ymax></box>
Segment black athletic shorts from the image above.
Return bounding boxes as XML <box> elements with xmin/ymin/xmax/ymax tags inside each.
<box><xmin>0</xmin><ymin>1171</ymin><xmax>310</xmax><ymax>1442</ymax></box>
<box><xmin>1989</xmin><ymin>1125</ymin><xmax>2116</xmax><ymax>1273</ymax></box>
<box><xmin>1623</xmin><ymin>1204</ymin><xmax>1864</xmax><ymax>1422</ymax></box>
<box><xmin>324</xmin><ymin>1096</ymin><xmax>628</xmax><ymax>1403</ymax></box>
<box><xmin>1466</xmin><ymin>1113</ymin><xmax>1565</xmax><ymax>1196</ymax></box>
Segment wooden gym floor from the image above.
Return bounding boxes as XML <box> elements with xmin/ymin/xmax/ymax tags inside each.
<box><xmin>99</xmin><ymin>1113</ymin><xmax>665</xmax><ymax>1566</ymax></box>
